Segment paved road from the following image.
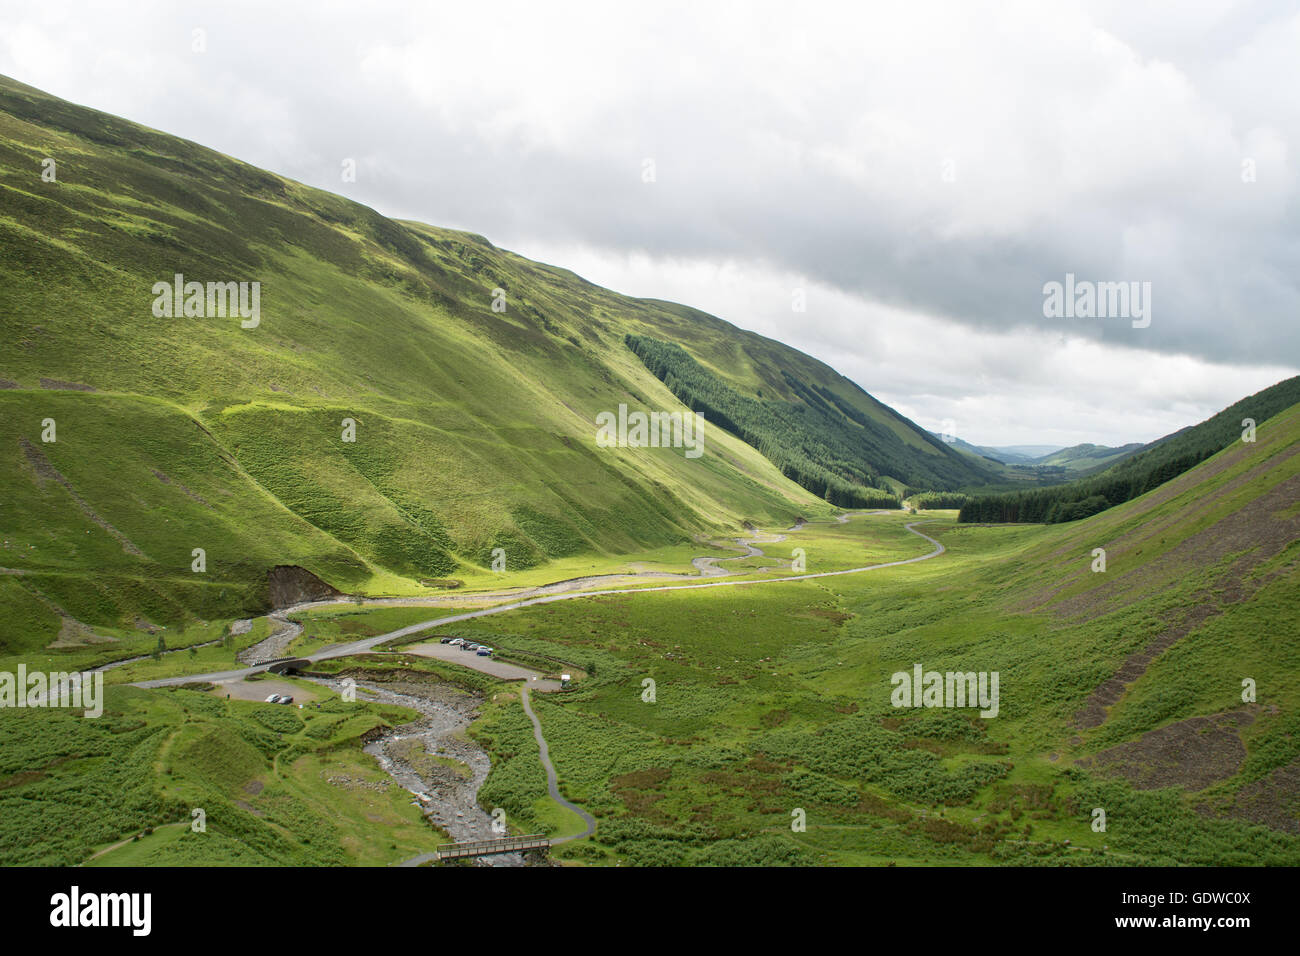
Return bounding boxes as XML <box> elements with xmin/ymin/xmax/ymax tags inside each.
<box><xmin>133</xmin><ymin>518</ymin><xmax>943</xmax><ymax>689</ymax></box>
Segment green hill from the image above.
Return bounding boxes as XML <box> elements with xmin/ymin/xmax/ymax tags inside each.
<box><xmin>0</xmin><ymin>75</ymin><xmax>988</xmax><ymax>652</ymax></box>
<box><xmin>1033</xmin><ymin>442</ymin><xmax>1144</xmax><ymax>472</ymax></box>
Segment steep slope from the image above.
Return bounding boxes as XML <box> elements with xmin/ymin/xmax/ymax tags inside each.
<box><xmin>626</xmin><ymin>335</ymin><xmax>988</xmax><ymax>503</ymax></box>
<box><xmin>995</xmin><ymin>400</ymin><xmax>1300</xmax><ymax>834</ymax></box>
<box><xmin>0</xmin><ymin>75</ymin><xmax>970</xmax><ymax>649</ymax></box>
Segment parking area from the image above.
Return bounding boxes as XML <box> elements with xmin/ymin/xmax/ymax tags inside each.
<box><xmin>209</xmin><ymin>677</ymin><xmax>319</xmax><ymax>704</ymax></box>
<box><xmin>401</xmin><ymin>641</ymin><xmax>562</xmax><ymax>691</ymax></box>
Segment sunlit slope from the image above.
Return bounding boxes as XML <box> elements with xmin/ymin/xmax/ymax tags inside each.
<box><xmin>1</xmin><ymin>74</ymin><xmax>858</xmax><ymax>648</ymax></box>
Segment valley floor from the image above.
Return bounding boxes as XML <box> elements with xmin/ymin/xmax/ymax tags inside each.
<box><xmin>4</xmin><ymin>477</ymin><xmax>1297</xmax><ymax>865</ymax></box>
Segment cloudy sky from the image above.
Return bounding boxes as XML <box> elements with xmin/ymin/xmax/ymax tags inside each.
<box><xmin>3</xmin><ymin>0</ymin><xmax>1297</xmax><ymax>446</ymax></box>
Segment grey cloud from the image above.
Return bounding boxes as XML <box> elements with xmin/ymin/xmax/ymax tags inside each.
<box><xmin>2</xmin><ymin>0</ymin><xmax>1297</xmax><ymax>441</ymax></box>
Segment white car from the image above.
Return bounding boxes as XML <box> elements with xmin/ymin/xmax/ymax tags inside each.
<box><xmin>265</xmin><ymin>694</ymin><xmax>281</xmax><ymax>703</ymax></box>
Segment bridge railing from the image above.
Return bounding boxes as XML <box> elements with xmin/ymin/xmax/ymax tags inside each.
<box><xmin>435</xmin><ymin>834</ymin><xmax>550</xmax><ymax>859</ymax></box>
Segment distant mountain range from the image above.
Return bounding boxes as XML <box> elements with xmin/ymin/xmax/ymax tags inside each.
<box><xmin>935</xmin><ymin>435</ymin><xmax>1145</xmax><ymax>475</ymax></box>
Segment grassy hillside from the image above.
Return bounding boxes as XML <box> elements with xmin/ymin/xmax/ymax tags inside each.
<box><xmin>1034</xmin><ymin>442</ymin><xmax>1145</xmax><ymax>473</ymax></box>
<box><xmin>0</xmin><ymin>74</ymin><xmax>978</xmax><ymax>650</ymax></box>
<box><xmin>626</xmin><ymin>336</ymin><xmax>989</xmax><ymax>503</ymax></box>
<box><xmin>435</xmin><ymin>400</ymin><xmax>1300</xmax><ymax>865</ymax></box>
<box><xmin>0</xmin><ymin>678</ymin><xmax>455</xmax><ymax>866</ymax></box>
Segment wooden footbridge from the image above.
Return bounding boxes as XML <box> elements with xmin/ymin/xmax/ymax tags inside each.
<box><xmin>435</xmin><ymin>834</ymin><xmax>551</xmax><ymax>861</ymax></box>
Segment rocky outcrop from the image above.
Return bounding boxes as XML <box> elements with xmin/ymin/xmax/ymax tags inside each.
<box><xmin>267</xmin><ymin>565</ymin><xmax>342</xmax><ymax>609</ymax></box>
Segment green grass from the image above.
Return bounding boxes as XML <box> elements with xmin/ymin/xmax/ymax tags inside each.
<box><xmin>4</xmin><ymin>411</ymin><xmax>1297</xmax><ymax>865</ymax></box>
<box><xmin>0</xmin><ymin>73</ymin><xmax>864</xmax><ymax>651</ymax></box>
<box><xmin>2</xmin><ymin>74</ymin><xmax>1297</xmax><ymax>868</ymax></box>
<box><xmin>427</xmin><ymin>418</ymin><xmax>1300</xmax><ymax>866</ymax></box>
<box><xmin>0</xmin><ymin>681</ymin><xmax>446</xmax><ymax>865</ymax></box>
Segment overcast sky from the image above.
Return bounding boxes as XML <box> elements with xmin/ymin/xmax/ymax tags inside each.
<box><xmin>3</xmin><ymin>0</ymin><xmax>1297</xmax><ymax>446</ymax></box>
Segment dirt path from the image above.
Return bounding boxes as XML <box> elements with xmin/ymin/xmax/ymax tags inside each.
<box><xmin>520</xmin><ymin>685</ymin><xmax>596</xmax><ymax>844</ymax></box>
<box><xmin>81</xmin><ymin>821</ymin><xmax>188</xmax><ymax>864</ymax></box>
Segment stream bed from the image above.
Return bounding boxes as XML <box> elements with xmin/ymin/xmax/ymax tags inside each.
<box><xmin>302</xmin><ymin>674</ymin><xmax>524</xmax><ymax>867</ymax></box>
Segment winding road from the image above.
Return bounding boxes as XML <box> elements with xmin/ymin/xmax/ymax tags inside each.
<box><xmin>133</xmin><ymin>517</ymin><xmax>943</xmax><ymax>690</ymax></box>
<box><xmin>130</xmin><ymin>514</ymin><xmax>947</xmax><ymax>850</ymax></box>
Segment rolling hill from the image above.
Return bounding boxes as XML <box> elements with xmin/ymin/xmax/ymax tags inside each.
<box><xmin>983</xmin><ymin>444</ymin><xmax>1065</xmax><ymax>462</ymax></box>
<box><xmin>0</xmin><ymin>75</ymin><xmax>990</xmax><ymax>653</ymax></box>
<box><xmin>1033</xmin><ymin>442</ymin><xmax>1145</xmax><ymax>473</ymax></box>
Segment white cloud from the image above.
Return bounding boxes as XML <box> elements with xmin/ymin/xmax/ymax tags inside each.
<box><xmin>515</xmin><ymin>240</ymin><xmax>1295</xmax><ymax>447</ymax></box>
<box><xmin>0</xmin><ymin>0</ymin><xmax>1295</xmax><ymax>444</ymax></box>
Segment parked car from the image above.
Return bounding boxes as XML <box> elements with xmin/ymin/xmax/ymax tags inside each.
<box><xmin>448</xmin><ymin>638</ymin><xmax>465</xmax><ymax>646</ymax></box>
<box><xmin>461</xmin><ymin>642</ymin><xmax>479</xmax><ymax>651</ymax></box>
<box><xmin>264</xmin><ymin>694</ymin><xmax>281</xmax><ymax>703</ymax></box>
<box><xmin>476</xmin><ymin>649</ymin><xmax>492</xmax><ymax>657</ymax></box>
<box><xmin>440</xmin><ymin>637</ymin><xmax>456</xmax><ymax>644</ymax></box>
<box><xmin>278</xmin><ymin>695</ymin><xmax>294</xmax><ymax>705</ymax></box>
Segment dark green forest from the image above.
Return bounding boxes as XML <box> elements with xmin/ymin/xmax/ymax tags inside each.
<box><xmin>626</xmin><ymin>335</ymin><xmax>994</xmax><ymax>507</ymax></box>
